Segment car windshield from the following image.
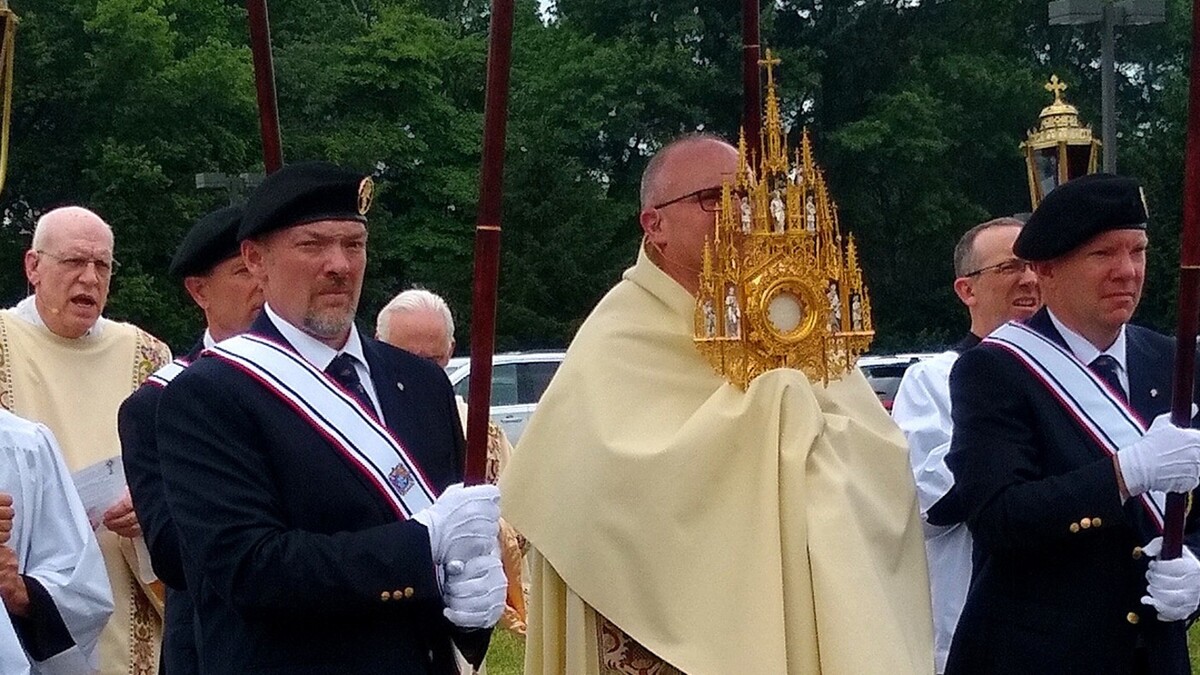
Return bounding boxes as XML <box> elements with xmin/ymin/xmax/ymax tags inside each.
<box><xmin>445</xmin><ymin>358</ymin><xmax>468</xmax><ymax>378</ymax></box>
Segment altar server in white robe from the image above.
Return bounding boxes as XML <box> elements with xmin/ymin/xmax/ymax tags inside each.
<box><xmin>892</xmin><ymin>217</ymin><xmax>1038</xmax><ymax>673</ymax></box>
<box><xmin>0</xmin><ymin>408</ymin><xmax>112</xmax><ymax>673</ymax></box>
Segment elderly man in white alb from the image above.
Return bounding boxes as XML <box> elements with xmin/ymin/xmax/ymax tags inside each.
<box><xmin>0</xmin><ymin>207</ymin><xmax>170</xmax><ymax>674</ymax></box>
<box><xmin>0</xmin><ymin>409</ymin><xmax>112</xmax><ymax>674</ymax></box>
<box><xmin>376</xmin><ymin>288</ymin><xmax>527</xmax><ymax>636</ymax></box>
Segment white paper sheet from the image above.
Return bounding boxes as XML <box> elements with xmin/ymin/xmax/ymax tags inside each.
<box><xmin>70</xmin><ymin>457</ymin><xmax>125</xmax><ymax>529</ymax></box>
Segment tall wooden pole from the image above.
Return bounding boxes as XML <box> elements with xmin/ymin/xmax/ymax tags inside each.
<box><xmin>464</xmin><ymin>0</ymin><xmax>515</xmax><ymax>486</ymax></box>
<box><xmin>246</xmin><ymin>0</ymin><xmax>283</xmax><ymax>173</ymax></box>
<box><xmin>742</xmin><ymin>0</ymin><xmax>761</xmax><ymax>152</ymax></box>
<box><xmin>1164</xmin><ymin>0</ymin><xmax>1200</xmax><ymax>560</ymax></box>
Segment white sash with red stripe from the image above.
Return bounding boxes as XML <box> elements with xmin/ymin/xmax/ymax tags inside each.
<box><xmin>208</xmin><ymin>333</ymin><xmax>436</xmax><ymax>519</ymax></box>
<box><xmin>985</xmin><ymin>321</ymin><xmax>1166</xmax><ymax>531</ymax></box>
<box><xmin>146</xmin><ymin>358</ymin><xmax>191</xmax><ymax>388</ymax></box>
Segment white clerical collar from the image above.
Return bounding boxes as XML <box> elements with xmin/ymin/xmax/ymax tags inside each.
<box><xmin>202</xmin><ymin>330</ymin><xmax>216</xmax><ymax>350</ymax></box>
<box><xmin>262</xmin><ymin>303</ymin><xmax>369</xmax><ymax>372</ymax></box>
<box><xmin>1047</xmin><ymin>308</ymin><xmax>1128</xmax><ymax>375</ymax></box>
<box><xmin>12</xmin><ymin>295</ymin><xmax>106</xmax><ymax>338</ymax></box>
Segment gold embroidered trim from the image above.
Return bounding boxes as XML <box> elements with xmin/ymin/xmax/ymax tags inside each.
<box><xmin>132</xmin><ymin>328</ymin><xmax>171</xmax><ymax>388</ymax></box>
<box><xmin>129</xmin><ymin>578</ymin><xmax>158</xmax><ymax>675</ymax></box>
<box><xmin>485</xmin><ymin>421</ymin><xmax>504</xmax><ymax>484</ymax></box>
<box><xmin>0</xmin><ymin>315</ymin><xmax>12</xmax><ymax>412</ymax></box>
<box><xmin>597</xmin><ymin>615</ymin><xmax>684</xmax><ymax>675</ymax></box>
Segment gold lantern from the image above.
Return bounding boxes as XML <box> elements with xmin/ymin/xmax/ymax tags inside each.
<box><xmin>1021</xmin><ymin>75</ymin><xmax>1100</xmax><ymax>209</ymax></box>
<box><xmin>694</xmin><ymin>50</ymin><xmax>874</xmax><ymax>389</ymax></box>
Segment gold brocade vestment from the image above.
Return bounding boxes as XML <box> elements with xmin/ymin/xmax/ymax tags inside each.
<box><xmin>0</xmin><ymin>310</ymin><xmax>169</xmax><ymax>675</ymax></box>
<box><xmin>501</xmin><ymin>245</ymin><xmax>934</xmax><ymax>674</ymax></box>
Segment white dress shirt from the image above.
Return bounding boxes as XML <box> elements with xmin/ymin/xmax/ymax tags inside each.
<box><xmin>262</xmin><ymin>304</ymin><xmax>382</xmax><ymax>417</ymax></box>
<box><xmin>1048</xmin><ymin>309</ymin><xmax>1129</xmax><ymax>395</ymax></box>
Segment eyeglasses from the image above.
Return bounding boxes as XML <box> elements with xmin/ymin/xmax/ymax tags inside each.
<box><xmin>653</xmin><ymin>186</ymin><xmax>724</xmax><ymax>213</ymax></box>
<box><xmin>36</xmin><ymin>250</ymin><xmax>119</xmax><ymax>277</ymax></box>
<box><xmin>964</xmin><ymin>257</ymin><xmax>1032</xmax><ymax>278</ymax></box>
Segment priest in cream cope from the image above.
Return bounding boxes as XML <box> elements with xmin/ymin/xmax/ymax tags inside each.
<box><xmin>501</xmin><ymin>126</ymin><xmax>933</xmax><ymax>672</ymax></box>
<box><xmin>1</xmin><ymin>206</ymin><xmax>170</xmax><ymax>675</ymax></box>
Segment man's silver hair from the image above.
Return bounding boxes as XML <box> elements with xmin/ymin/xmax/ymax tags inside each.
<box><xmin>375</xmin><ymin>287</ymin><xmax>455</xmax><ymax>344</ymax></box>
<box><xmin>30</xmin><ymin>207</ymin><xmax>114</xmax><ymax>251</ymax></box>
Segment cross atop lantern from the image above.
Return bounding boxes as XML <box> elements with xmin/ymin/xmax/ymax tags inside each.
<box><xmin>1022</xmin><ymin>75</ymin><xmax>1101</xmax><ymax>209</ymax></box>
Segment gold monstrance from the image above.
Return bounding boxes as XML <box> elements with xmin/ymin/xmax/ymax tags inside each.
<box><xmin>694</xmin><ymin>50</ymin><xmax>873</xmax><ymax>389</ymax></box>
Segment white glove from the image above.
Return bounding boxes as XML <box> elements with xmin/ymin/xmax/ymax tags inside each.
<box><xmin>441</xmin><ymin>552</ymin><xmax>507</xmax><ymax>629</ymax></box>
<box><xmin>1140</xmin><ymin>537</ymin><xmax>1200</xmax><ymax>622</ymax></box>
<box><xmin>1118</xmin><ymin>414</ymin><xmax>1200</xmax><ymax>496</ymax></box>
<box><xmin>411</xmin><ymin>483</ymin><xmax>500</xmax><ymax>566</ymax></box>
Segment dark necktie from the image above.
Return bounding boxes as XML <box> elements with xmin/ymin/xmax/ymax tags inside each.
<box><xmin>325</xmin><ymin>353</ymin><xmax>375</xmax><ymax>413</ymax></box>
<box><xmin>1089</xmin><ymin>354</ymin><xmax>1126</xmax><ymax>402</ymax></box>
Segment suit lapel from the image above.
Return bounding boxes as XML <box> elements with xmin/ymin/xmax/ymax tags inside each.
<box><xmin>361</xmin><ymin>339</ymin><xmax>430</xmax><ymax>464</ymax></box>
<box><xmin>1024</xmin><ymin>308</ymin><xmax>1069</xmax><ymax>350</ymax></box>
<box><xmin>1125</xmin><ymin>327</ymin><xmax>1159</xmax><ymax>422</ymax></box>
<box><xmin>186</xmin><ymin>340</ymin><xmax>205</xmax><ymax>362</ymax></box>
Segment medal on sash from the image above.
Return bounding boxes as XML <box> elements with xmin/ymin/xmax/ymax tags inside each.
<box><xmin>207</xmin><ymin>334</ymin><xmax>436</xmax><ymax>518</ymax></box>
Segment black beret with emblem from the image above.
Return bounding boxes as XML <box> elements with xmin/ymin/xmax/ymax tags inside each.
<box><xmin>1014</xmin><ymin>173</ymin><xmax>1148</xmax><ymax>261</ymax></box>
<box><xmin>239</xmin><ymin>161</ymin><xmax>374</xmax><ymax>241</ymax></box>
<box><xmin>169</xmin><ymin>204</ymin><xmax>244</xmax><ymax>279</ymax></box>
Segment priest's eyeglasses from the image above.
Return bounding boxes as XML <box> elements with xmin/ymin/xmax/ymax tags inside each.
<box><xmin>36</xmin><ymin>250</ymin><xmax>119</xmax><ymax>278</ymax></box>
<box><xmin>963</xmin><ymin>258</ymin><xmax>1032</xmax><ymax>278</ymax></box>
<box><xmin>653</xmin><ymin>186</ymin><xmax>725</xmax><ymax>213</ymax></box>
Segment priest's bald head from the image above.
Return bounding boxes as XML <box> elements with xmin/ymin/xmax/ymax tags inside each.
<box><xmin>24</xmin><ymin>207</ymin><xmax>116</xmax><ymax>339</ymax></box>
<box><xmin>638</xmin><ymin>134</ymin><xmax>738</xmax><ymax>295</ymax></box>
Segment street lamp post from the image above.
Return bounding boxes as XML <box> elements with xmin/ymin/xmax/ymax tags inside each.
<box><xmin>1048</xmin><ymin>0</ymin><xmax>1166</xmax><ymax>172</ymax></box>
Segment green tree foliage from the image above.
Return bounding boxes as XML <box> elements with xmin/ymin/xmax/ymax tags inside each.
<box><xmin>3</xmin><ymin>0</ymin><xmax>1193</xmax><ymax>353</ymax></box>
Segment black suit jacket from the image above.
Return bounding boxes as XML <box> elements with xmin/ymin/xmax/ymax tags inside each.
<box><xmin>155</xmin><ymin>314</ymin><xmax>485</xmax><ymax>674</ymax></box>
<box><xmin>119</xmin><ymin>341</ymin><xmax>204</xmax><ymax>675</ymax></box>
<box><xmin>944</xmin><ymin>308</ymin><xmax>1199</xmax><ymax>675</ymax></box>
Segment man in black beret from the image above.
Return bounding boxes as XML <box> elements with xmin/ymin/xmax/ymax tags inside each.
<box><xmin>945</xmin><ymin>173</ymin><xmax>1200</xmax><ymax>674</ymax></box>
<box><xmin>155</xmin><ymin>161</ymin><xmax>504</xmax><ymax>673</ymax></box>
<box><xmin>118</xmin><ymin>203</ymin><xmax>262</xmax><ymax>674</ymax></box>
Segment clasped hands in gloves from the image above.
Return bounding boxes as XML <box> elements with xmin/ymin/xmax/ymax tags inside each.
<box><xmin>413</xmin><ymin>483</ymin><xmax>506</xmax><ymax>629</ymax></box>
<box><xmin>1115</xmin><ymin>415</ymin><xmax>1200</xmax><ymax>621</ymax></box>
<box><xmin>1140</xmin><ymin>537</ymin><xmax>1200</xmax><ymax>622</ymax></box>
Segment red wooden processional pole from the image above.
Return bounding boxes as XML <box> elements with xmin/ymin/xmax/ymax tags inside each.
<box><xmin>464</xmin><ymin>0</ymin><xmax>516</xmax><ymax>486</ymax></box>
<box><xmin>742</xmin><ymin>0</ymin><xmax>761</xmax><ymax>152</ymax></box>
<box><xmin>247</xmin><ymin>0</ymin><xmax>283</xmax><ymax>173</ymax></box>
<box><xmin>1163</xmin><ymin>0</ymin><xmax>1200</xmax><ymax>560</ymax></box>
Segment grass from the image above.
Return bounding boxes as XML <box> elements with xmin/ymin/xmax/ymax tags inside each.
<box><xmin>485</xmin><ymin>628</ymin><xmax>525</xmax><ymax>675</ymax></box>
<box><xmin>1191</xmin><ymin>622</ymin><xmax>1200</xmax><ymax>672</ymax></box>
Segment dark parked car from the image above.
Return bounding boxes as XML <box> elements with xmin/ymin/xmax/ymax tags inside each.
<box><xmin>858</xmin><ymin>353</ymin><xmax>939</xmax><ymax>412</ymax></box>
